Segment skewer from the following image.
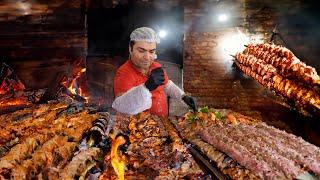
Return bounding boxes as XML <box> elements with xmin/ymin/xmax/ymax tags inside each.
<box><xmin>315</xmin><ymin>79</ymin><xmax>320</xmax><ymax>85</ymax></box>
<box><xmin>312</xmin><ymin>103</ymin><xmax>320</xmax><ymax>110</ymax></box>
<box><xmin>187</xmin><ymin>143</ymin><xmax>229</xmax><ymax>180</ymax></box>
<box><xmin>168</xmin><ymin>118</ymin><xmax>228</xmax><ymax>179</ymax></box>
<box><xmin>229</xmin><ymin>54</ymin><xmax>236</xmax><ymax>59</ymax></box>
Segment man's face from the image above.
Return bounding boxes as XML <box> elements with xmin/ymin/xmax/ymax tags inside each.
<box><xmin>130</xmin><ymin>41</ymin><xmax>156</xmax><ymax>70</ymax></box>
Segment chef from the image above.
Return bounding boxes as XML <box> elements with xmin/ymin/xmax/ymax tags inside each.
<box><xmin>112</xmin><ymin>27</ymin><xmax>196</xmax><ymax>117</ymax></box>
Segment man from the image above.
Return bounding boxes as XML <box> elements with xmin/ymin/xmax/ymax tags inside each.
<box><xmin>112</xmin><ymin>27</ymin><xmax>196</xmax><ymax>117</ymax></box>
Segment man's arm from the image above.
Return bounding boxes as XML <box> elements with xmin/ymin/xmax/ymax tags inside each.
<box><xmin>164</xmin><ymin>80</ymin><xmax>185</xmax><ymax>99</ymax></box>
<box><xmin>112</xmin><ymin>84</ymin><xmax>152</xmax><ymax>115</ymax></box>
<box><xmin>112</xmin><ymin>68</ymin><xmax>152</xmax><ymax>115</ymax></box>
<box><xmin>112</xmin><ymin>67</ymin><xmax>165</xmax><ymax>115</ymax></box>
<box><xmin>164</xmin><ymin>80</ymin><xmax>197</xmax><ymax>111</ymax></box>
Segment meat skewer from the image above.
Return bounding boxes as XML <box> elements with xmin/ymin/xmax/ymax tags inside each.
<box><xmin>176</xmin><ymin>108</ymin><xmax>320</xmax><ymax>179</ymax></box>
<box><xmin>0</xmin><ymin>102</ymin><xmax>102</xmax><ymax>178</ymax></box>
<box><xmin>170</xmin><ymin>114</ymin><xmax>260</xmax><ymax>179</ymax></box>
<box><xmin>58</xmin><ymin>147</ymin><xmax>101</xmax><ymax>179</ymax></box>
<box><xmin>235</xmin><ymin>48</ymin><xmax>320</xmax><ymax>115</ymax></box>
<box><xmin>244</xmin><ymin>43</ymin><xmax>320</xmax><ymax>86</ymax></box>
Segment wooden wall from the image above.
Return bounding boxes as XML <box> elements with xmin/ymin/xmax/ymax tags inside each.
<box><xmin>0</xmin><ymin>0</ymin><xmax>87</xmax><ymax>89</ymax></box>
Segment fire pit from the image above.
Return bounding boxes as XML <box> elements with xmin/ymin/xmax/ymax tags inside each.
<box><xmin>0</xmin><ymin>63</ymin><xmax>211</xmax><ymax>179</ymax></box>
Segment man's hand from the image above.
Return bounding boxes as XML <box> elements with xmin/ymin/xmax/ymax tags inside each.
<box><xmin>182</xmin><ymin>95</ymin><xmax>197</xmax><ymax>111</ymax></box>
<box><xmin>145</xmin><ymin>67</ymin><xmax>165</xmax><ymax>91</ymax></box>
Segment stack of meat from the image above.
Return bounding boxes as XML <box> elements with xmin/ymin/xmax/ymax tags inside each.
<box><xmin>171</xmin><ymin>107</ymin><xmax>320</xmax><ymax>179</ymax></box>
<box><xmin>235</xmin><ymin>43</ymin><xmax>320</xmax><ymax>115</ymax></box>
<box><xmin>0</xmin><ymin>101</ymin><xmax>107</xmax><ymax>179</ymax></box>
<box><xmin>99</xmin><ymin>112</ymin><xmax>205</xmax><ymax>179</ymax></box>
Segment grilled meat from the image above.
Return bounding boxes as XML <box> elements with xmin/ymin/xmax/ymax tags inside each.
<box><xmin>235</xmin><ymin>48</ymin><xmax>320</xmax><ymax>115</ymax></box>
<box><xmin>171</xmin><ymin>111</ymin><xmax>260</xmax><ymax>179</ymax></box>
<box><xmin>0</xmin><ymin>102</ymin><xmax>103</xmax><ymax>179</ymax></box>
<box><xmin>176</xmin><ymin>108</ymin><xmax>320</xmax><ymax>179</ymax></box>
<box><xmin>59</xmin><ymin>147</ymin><xmax>101</xmax><ymax>179</ymax></box>
<box><xmin>245</xmin><ymin>43</ymin><xmax>319</xmax><ymax>85</ymax></box>
<box><xmin>102</xmin><ymin>112</ymin><xmax>205</xmax><ymax>179</ymax></box>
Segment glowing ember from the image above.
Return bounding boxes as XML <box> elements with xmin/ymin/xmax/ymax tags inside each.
<box><xmin>0</xmin><ymin>80</ymin><xmax>25</xmax><ymax>95</ymax></box>
<box><xmin>0</xmin><ymin>63</ymin><xmax>25</xmax><ymax>95</ymax></box>
<box><xmin>111</xmin><ymin>135</ymin><xmax>126</xmax><ymax>180</ymax></box>
<box><xmin>0</xmin><ymin>97</ymin><xmax>30</xmax><ymax>107</ymax></box>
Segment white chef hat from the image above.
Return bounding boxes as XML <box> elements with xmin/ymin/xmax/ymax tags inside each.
<box><xmin>130</xmin><ymin>27</ymin><xmax>160</xmax><ymax>44</ymax></box>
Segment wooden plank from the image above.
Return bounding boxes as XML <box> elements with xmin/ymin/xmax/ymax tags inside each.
<box><xmin>0</xmin><ymin>35</ymin><xmax>86</xmax><ymax>48</ymax></box>
<box><xmin>0</xmin><ymin>22</ymin><xmax>84</xmax><ymax>34</ymax></box>
<box><xmin>0</xmin><ymin>47</ymin><xmax>86</xmax><ymax>60</ymax></box>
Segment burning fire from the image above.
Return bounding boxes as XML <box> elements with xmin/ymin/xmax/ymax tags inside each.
<box><xmin>0</xmin><ymin>80</ymin><xmax>25</xmax><ymax>95</ymax></box>
<box><xmin>0</xmin><ymin>63</ymin><xmax>25</xmax><ymax>95</ymax></box>
<box><xmin>61</xmin><ymin>67</ymin><xmax>89</xmax><ymax>102</ymax></box>
<box><xmin>67</xmin><ymin>68</ymin><xmax>87</xmax><ymax>96</ymax></box>
<box><xmin>111</xmin><ymin>135</ymin><xmax>126</xmax><ymax>180</ymax></box>
<box><xmin>0</xmin><ymin>63</ymin><xmax>29</xmax><ymax>108</ymax></box>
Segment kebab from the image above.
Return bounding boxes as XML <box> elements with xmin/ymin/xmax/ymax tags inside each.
<box><xmin>58</xmin><ymin>147</ymin><xmax>101</xmax><ymax>179</ymax></box>
<box><xmin>235</xmin><ymin>50</ymin><xmax>320</xmax><ymax>113</ymax></box>
<box><xmin>244</xmin><ymin>43</ymin><xmax>320</xmax><ymax>86</ymax></box>
<box><xmin>176</xmin><ymin>107</ymin><xmax>320</xmax><ymax>179</ymax></box>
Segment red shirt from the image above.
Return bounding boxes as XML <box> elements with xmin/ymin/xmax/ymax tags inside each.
<box><xmin>114</xmin><ymin>60</ymin><xmax>169</xmax><ymax>117</ymax></box>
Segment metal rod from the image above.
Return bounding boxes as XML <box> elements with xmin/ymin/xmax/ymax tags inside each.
<box><xmin>168</xmin><ymin>117</ymin><xmax>228</xmax><ymax>180</ymax></box>
<box><xmin>187</xmin><ymin>144</ymin><xmax>229</xmax><ymax>180</ymax></box>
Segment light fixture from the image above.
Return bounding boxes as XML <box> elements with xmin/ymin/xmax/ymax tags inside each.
<box><xmin>158</xmin><ymin>30</ymin><xmax>167</xmax><ymax>38</ymax></box>
<box><xmin>220</xmin><ymin>28</ymin><xmax>263</xmax><ymax>59</ymax></box>
<box><xmin>218</xmin><ymin>14</ymin><xmax>228</xmax><ymax>22</ymax></box>
<box><xmin>17</xmin><ymin>1</ymin><xmax>31</xmax><ymax>15</ymax></box>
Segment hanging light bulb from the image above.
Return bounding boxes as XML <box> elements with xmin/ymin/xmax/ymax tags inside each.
<box><xmin>158</xmin><ymin>30</ymin><xmax>168</xmax><ymax>38</ymax></box>
<box><xmin>218</xmin><ymin>14</ymin><xmax>228</xmax><ymax>22</ymax></box>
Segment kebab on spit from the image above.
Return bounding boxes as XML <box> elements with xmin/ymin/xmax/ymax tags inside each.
<box><xmin>235</xmin><ymin>43</ymin><xmax>320</xmax><ymax>114</ymax></box>
<box><xmin>244</xmin><ymin>43</ymin><xmax>320</xmax><ymax>86</ymax></box>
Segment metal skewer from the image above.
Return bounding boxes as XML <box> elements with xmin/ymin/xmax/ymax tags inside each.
<box><xmin>185</xmin><ymin>140</ymin><xmax>229</xmax><ymax>180</ymax></box>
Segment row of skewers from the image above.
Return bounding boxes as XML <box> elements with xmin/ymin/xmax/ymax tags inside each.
<box><xmin>234</xmin><ymin>43</ymin><xmax>320</xmax><ymax>116</ymax></box>
<box><xmin>172</xmin><ymin>107</ymin><xmax>320</xmax><ymax>179</ymax></box>
<box><xmin>0</xmin><ymin>101</ymin><xmax>110</xmax><ymax>179</ymax></box>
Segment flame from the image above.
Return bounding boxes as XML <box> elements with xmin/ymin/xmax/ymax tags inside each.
<box><xmin>0</xmin><ymin>78</ymin><xmax>26</xmax><ymax>95</ymax></box>
<box><xmin>0</xmin><ymin>63</ymin><xmax>26</xmax><ymax>95</ymax></box>
<box><xmin>111</xmin><ymin>135</ymin><xmax>126</xmax><ymax>180</ymax></box>
<box><xmin>61</xmin><ymin>67</ymin><xmax>89</xmax><ymax>102</ymax></box>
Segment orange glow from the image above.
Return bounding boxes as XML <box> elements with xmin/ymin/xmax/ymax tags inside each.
<box><xmin>0</xmin><ymin>97</ymin><xmax>29</xmax><ymax>107</ymax></box>
<box><xmin>61</xmin><ymin>67</ymin><xmax>89</xmax><ymax>102</ymax></box>
<box><xmin>0</xmin><ymin>89</ymin><xmax>5</xmax><ymax>95</ymax></box>
<box><xmin>0</xmin><ymin>78</ymin><xmax>25</xmax><ymax>95</ymax></box>
<box><xmin>111</xmin><ymin>135</ymin><xmax>126</xmax><ymax>180</ymax></box>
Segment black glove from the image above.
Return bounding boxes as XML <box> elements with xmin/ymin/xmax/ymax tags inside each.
<box><xmin>182</xmin><ymin>95</ymin><xmax>197</xmax><ymax>111</ymax></box>
<box><xmin>145</xmin><ymin>67</ymin><xmax>165</xmax><ymax>91</ymax></box>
